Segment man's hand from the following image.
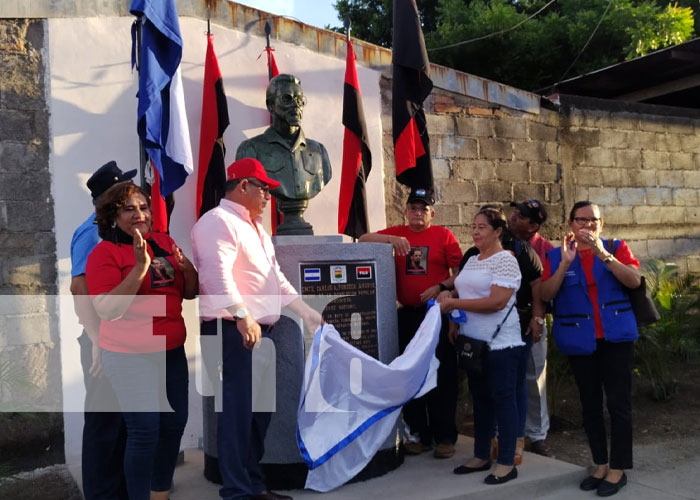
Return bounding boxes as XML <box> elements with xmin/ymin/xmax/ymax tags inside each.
<box><xmin>527</xmin><ymin>317</ymin><xmax>544</xmax><ymax>343</ymax></box>
<box><xmin>420</xmin><ymin>284</ymin><xmax>442</xmax><ymax>303</ymax></box>
<box><xmin>89</xmin><ymin>343</ymin><xmax>103</xmax><ymax>377</ymax></box>
<box><xmin>300</xmin><ymin>306</ymin><xmax>323</xmax><ymax>335</ymax></box>
<box><xmin>389</xmin><ymin>235</ymin><xmax>411</xmax><ymax>256</ymax></box>
<box><xmin>237</xmin><ymin>316</ymin><xmax>261</xmax><ymax>350</ymax></box>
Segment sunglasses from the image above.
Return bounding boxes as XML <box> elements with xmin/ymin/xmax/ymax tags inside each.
<box><xmin>246</xmin><ymin>179</ymin><xmax>271</xmax><ymax>195</ymax></box>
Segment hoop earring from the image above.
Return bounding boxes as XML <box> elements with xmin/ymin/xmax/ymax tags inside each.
<box><xmin>111</xmin><ymin>221</ymin><xmax>117</xmax><ymax>229</ymax></box>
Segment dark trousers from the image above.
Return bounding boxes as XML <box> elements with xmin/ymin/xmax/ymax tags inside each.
<box><xmin>78</xmin><ymin>331</ymin><xmax>128</xmax><ymax>500</ymax></box>
<box><xmin>202</xmin><ymin>318</ymin><xmax>291</xmax><ymax>500</ymax></box>
<box><xmin>398</xmin><ymin>305</ymin><xmax>458</xmax><ymax>446</ymax></box>
<box><xmin>469</xmin><ymin>345</ymin><xmax>524</xmax><ymax>466</ymax></box>
<box><xmin>516</xmin><ymin>336</ymin><xmax>532</xmax><ymax>437</ymax></box>
<box><xmin>568</xmin><ymin>339</ymin><xmax>634</xmax><ymax>470</ymax></box>
<box><xmin>102</xmin><ymin>346</ymin><xmax>189</xmax><ymax>500</ymax></box>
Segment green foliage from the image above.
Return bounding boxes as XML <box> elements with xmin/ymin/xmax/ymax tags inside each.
<box><xmin>333</xmin><ymin>0</ymin><xmax>697</xmax><ymax>91</ymax></box>
<box><xmin>635</xmin><ymin>259</ymin><xmax>700</xmax><ymax>400</ymax></box>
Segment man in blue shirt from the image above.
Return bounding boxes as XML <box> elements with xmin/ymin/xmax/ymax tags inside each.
<box><xmin>70</xmin><ymin>160</ymin><xmax>135</xmax><ymax>499</ymax></box>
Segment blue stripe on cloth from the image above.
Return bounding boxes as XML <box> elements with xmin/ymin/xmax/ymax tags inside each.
<box><xmin>296</xmin><ymin>324</ymin><xmax>431</xmax><ymax>470</ymax></box>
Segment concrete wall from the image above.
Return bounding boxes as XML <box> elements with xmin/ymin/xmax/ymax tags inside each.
<box><xmin>0</xmin><ymin>19</ymin><xmax>62</xmax><ymax>413</ymax></box>
<box><xmin>380</xmin><ymin>88</ymin><xmax>700</xmax><ymax>272</ymax></box>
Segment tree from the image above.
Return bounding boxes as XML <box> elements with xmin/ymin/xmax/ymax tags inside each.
<box><xmin>332</xmin><ymin>0</ymin><xmax>439</xmax><ymax>47</ymax></box>
<box><xmin>332</xmin><ymin>0</ymin><xmax>696</xmax><ymax>91</ymax></box>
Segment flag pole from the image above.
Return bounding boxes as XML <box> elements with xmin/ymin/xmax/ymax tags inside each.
<box><xmin>265</xmin><ymin>21</ymin><xmax>273</xmax><ymax>80</ymax></box>
<box><xmin>134</xmin><ymin>16</ymin><xmax>148</xmax><ymax>190</ymax></box>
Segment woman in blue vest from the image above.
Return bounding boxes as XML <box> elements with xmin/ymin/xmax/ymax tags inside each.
<box><xmin>541</xmin><ymin>201</ymin><xmax>641</xmax><ymax>497</ymax></box>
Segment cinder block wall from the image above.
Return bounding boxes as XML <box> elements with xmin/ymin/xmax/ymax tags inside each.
<box><xmin>381</xmin><ymin>81</ymin><xmax>700</xmax><ymax>273</ymax></box>
<box><xmin>0</xmin><ymin>19</ymin><xmax>62</xmax><ymax>411</ymax></box>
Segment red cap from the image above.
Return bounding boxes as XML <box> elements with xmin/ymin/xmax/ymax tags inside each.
<box><xmin>226</xmin><ymin>158</ymin><xmax>281</xmax><ymax>189</ymax></box>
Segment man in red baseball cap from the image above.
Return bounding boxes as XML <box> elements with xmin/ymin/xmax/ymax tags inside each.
<box><xmin>191</xmin><ymin>158</ymin><xmax>320</xmax><ymax>500</ymax></box>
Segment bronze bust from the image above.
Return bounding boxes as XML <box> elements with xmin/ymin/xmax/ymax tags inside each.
<box><xmin>235</xmin><ymin>74</ymin><xmax>332</xmax><ymax>235</ymax></box>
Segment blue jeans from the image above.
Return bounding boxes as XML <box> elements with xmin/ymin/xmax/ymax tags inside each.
<box><xmin>468</xmin><ymin>345</ymin><xmax>525</xmax><ymax>466</ymax></box>
<box><xmin>102</xmin><ymin>346</ymin><xmax>189</xmax><ymax>500</ymax></box>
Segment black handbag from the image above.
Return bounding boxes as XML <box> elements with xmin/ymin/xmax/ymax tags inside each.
<box><xmin>455</xmin><ymin>302</ymin><xmax>515</xmax><ymax>375</ymax></box>
<box><xmin>605</xmin><ymin>239</ymin><xmax>660</xmax><ymax>327</ymax></box>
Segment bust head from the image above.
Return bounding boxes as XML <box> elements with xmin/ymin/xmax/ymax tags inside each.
<box><xmin>266</xmin><ymin>74</ymin><xmax>306</xmax><ymax>130</ymax></box>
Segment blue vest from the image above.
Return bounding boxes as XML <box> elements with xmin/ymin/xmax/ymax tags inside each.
<box><xmin>547</xmin><ymin>239</ymin><xmax>638</xmax><ymax>355</ymax></box>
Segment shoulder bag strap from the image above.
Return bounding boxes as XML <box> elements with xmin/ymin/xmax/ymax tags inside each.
<box><xmin>489</xmin><ymin>300</ymin><xmax>517</xmax><ymax>341</ymax></box>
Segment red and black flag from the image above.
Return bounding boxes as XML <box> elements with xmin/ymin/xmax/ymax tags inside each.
<box><xmin>263</xmin><ymin>38</ymin><xmax>281</xmax><ymax>234</ymax></box>
<box><xmin>196</xmin><ymin>33</ymin><xmax>229</xmax><ymax>219</ymax></box>
<box><xmin>338</xmin><ymin>40</ymin><xmax>372</xmax><ymax>239</ymax></box>
<box><xmin>392</xmin><ymin>0</ymin><xmax>434</xmax><ymax>190</ymax></box>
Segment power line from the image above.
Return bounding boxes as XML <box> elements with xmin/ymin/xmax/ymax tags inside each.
<box><xmin>555</xmin><ymin>0</ymin><xmax>614</xmax><ymax>85</ymax></box>
<box><xmin>427</xmin><ymin>0</ymin><xmax>558</xmax><ymax>52</ymax></box>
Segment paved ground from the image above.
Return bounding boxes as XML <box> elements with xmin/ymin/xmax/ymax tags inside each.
<box><xmin>4</xmin><ymin>435</ymin><xmax>699</xmax><ymax>499</ymax></box>
<box><xmin>169</xmin><ymin>435</ymin><xmax>699</xmax><ymax>500</ymax></box>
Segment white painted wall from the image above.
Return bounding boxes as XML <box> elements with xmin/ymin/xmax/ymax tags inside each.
<box><xmin>49</xmin><ymin>15</ymin><xmax>386</xmax><ymax>483</ymax></box>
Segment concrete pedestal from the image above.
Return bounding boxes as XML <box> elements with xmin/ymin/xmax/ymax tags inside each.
<box><xmin>202</xmin><ymin>236</ymin><xmax>403</xmax><ymax>489</ymax></box>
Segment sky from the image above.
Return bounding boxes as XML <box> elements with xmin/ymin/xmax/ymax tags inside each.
<box><xmin>235</xmin><ymin>0</ymin><xmax>342</xmax><ymax>30</ymax></box>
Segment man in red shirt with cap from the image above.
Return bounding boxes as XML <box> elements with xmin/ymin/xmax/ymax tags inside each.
<box><xmin>360</xmin><ymin>188</ymin><xmax>462</xmax><ymax>459</ymax></box>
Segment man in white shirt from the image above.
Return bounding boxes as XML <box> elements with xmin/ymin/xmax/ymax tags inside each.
<box><xmin>191</xmin><ymin>158</ymin><xmax>321</xmax><ymax>500</ymax></box>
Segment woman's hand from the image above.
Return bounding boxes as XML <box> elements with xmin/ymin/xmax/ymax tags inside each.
<box><xmin>133</xmin><ymin>228</ymin><xmax>151</xmax><ymax>270</ymax></box>
<box><xmin>448</xmin><ymin>321</ymin><xmax>459</xmax><ymax>344</ymax></box>
<box><xmin>580</xmin><ymin>230</ymin><xmax>609</xmax><ymax>260</ymax></box>
<box><xmin>172</xmin><ymin>244</ymin><xmax>195</xmax><ymax>272</ymax></box>
<box><xmin>561</xmin><ymin>232</ymin><xmax>577</xmax><ymax>266</ymax></box>
<box><xmin>438</xmin><ymin>296</ymin><xmax>454</xmax><ymax>314</ymax></box>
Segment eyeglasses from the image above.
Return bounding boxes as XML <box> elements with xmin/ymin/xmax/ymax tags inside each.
<box><xmin>246</xmin><ymin>179</ymin><xmax>271</xmax><ymax>195</ymax></box>
<box><xmin>573</xmin><ymin>217</ymin><xmax>601</xmax><ymax>225</ymax></box>
<box><xmin>407</xmin><ymin>205</ymin><xmax>430</xmax><ymax>214</ymax></box>
<box><xmin>279</xmin><ymin>94</ymin><xmax>307</xmax><ymax>107</ymax></box>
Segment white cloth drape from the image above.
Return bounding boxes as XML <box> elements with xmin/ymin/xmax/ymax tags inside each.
<box><xmin>297</xmin><ymin>304</ymin><xmax>442</xmax><ymax>492</ymax></box>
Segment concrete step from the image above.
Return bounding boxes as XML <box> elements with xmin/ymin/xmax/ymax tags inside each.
<box><xmin>171</xmin><ymin>436</ymin><xmax>586</xmax><ymax>500</ymax></box>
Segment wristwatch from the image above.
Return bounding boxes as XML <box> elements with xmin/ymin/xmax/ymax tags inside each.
<box><xmin>233</xmin><ymin>308</ymin><xmax>248</xmax><ymax>320</ymax></box>
<box><xmin>604</xmin><ymin>254</ymin><xmax>614</xmax><ymax>264</ymax></box>
<box><xmin>438</xmin><ymin>282</ymin><xmax>448</xmax><ymax>292</ymax></box>
<box><xmin>534</xmin><ymin>317</ymin><xmax>545</xmax><ymax>325</ymax></box>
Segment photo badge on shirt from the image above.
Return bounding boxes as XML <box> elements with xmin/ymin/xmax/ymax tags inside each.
<box><xmin>406</xmin><ymin>246</ymin><xmax>428</xmax><ymax>275</ymax></box>
<box><xmin>150</xmin><ymin>256</ymin><xmax>175</xmax><ymax>288</ymax></box>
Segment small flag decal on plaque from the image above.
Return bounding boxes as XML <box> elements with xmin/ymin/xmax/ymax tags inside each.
<box><xmin>356</xmin><ymin>266</ymin><xmax>372</xmax><ymax>279</ymax></box>
<box><xmin>304</xmin><ymin>268</ymin><xmax>321</xmax><ymax>282</ymax></box>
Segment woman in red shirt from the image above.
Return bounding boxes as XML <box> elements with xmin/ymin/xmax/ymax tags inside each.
<box><xmin>86</xmin><ymin>182</ymin><xmax>197</xmax><ymax>500</ymax></box>
<box><xmin>541</xmin><ymin>201</ymin><xmax>640</xmax><ymax>497</ymax></box>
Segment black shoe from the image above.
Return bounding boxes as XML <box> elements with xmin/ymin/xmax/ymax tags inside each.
<box><xmin>484</xmin><ymin>466</ymin><xmax>518</xmax><ymax>485</ymax></box>
<box><xmin>529</xmin><ymin>439</ymin><xmax>552</xmax><ymax>457</ymax></box>
<box><xmin>453</xmin><ymin>461</ymin><xmax>491</xmax><ymax>475</ymax></box>
<box><xmin>580</xmin><ymin>475</ymin><xmax>604</xmax><ymax>491</ymax></box>
<box><xmin>597</xmin><ymin>472</ymin><xmax>627</xmax><ymax>497</ymax></box>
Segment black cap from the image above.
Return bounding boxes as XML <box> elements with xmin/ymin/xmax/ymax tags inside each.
<box><xmin>510</xmin><ymin>199</ymin><xmax>547</xmax><ymax>224</ymax></box>
<box><xmin>406</xmin><ymin>187</ymin><xmax>435</xmax><ymax>206</ymax></box>
<box><xmin>86</xmin><ymin>161</ymin><xmax>137</xmax><ymax>200</ymax></box>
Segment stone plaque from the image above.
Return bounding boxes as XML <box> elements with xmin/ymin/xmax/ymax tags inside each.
<box><xmin>300</xmin><ymin>262</ymin><xmax>378</xmax><ymax>359</ymax></box>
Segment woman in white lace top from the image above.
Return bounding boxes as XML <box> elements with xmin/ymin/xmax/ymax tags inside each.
<box><xmin>439</xmin><ymin>208</ymin><xmax>524</xmax><ymax>485</ymax></box>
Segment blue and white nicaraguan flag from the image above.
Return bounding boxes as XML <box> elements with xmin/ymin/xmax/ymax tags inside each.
<box><xmin>131</xmin><ymin>0</ymin><xmax>193</xmax><ymax>197</ymax></box>
<box><xmin>297</xmin><ymin>304</ymin><xmax>442</xmax><ymax>492</ymax></box>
